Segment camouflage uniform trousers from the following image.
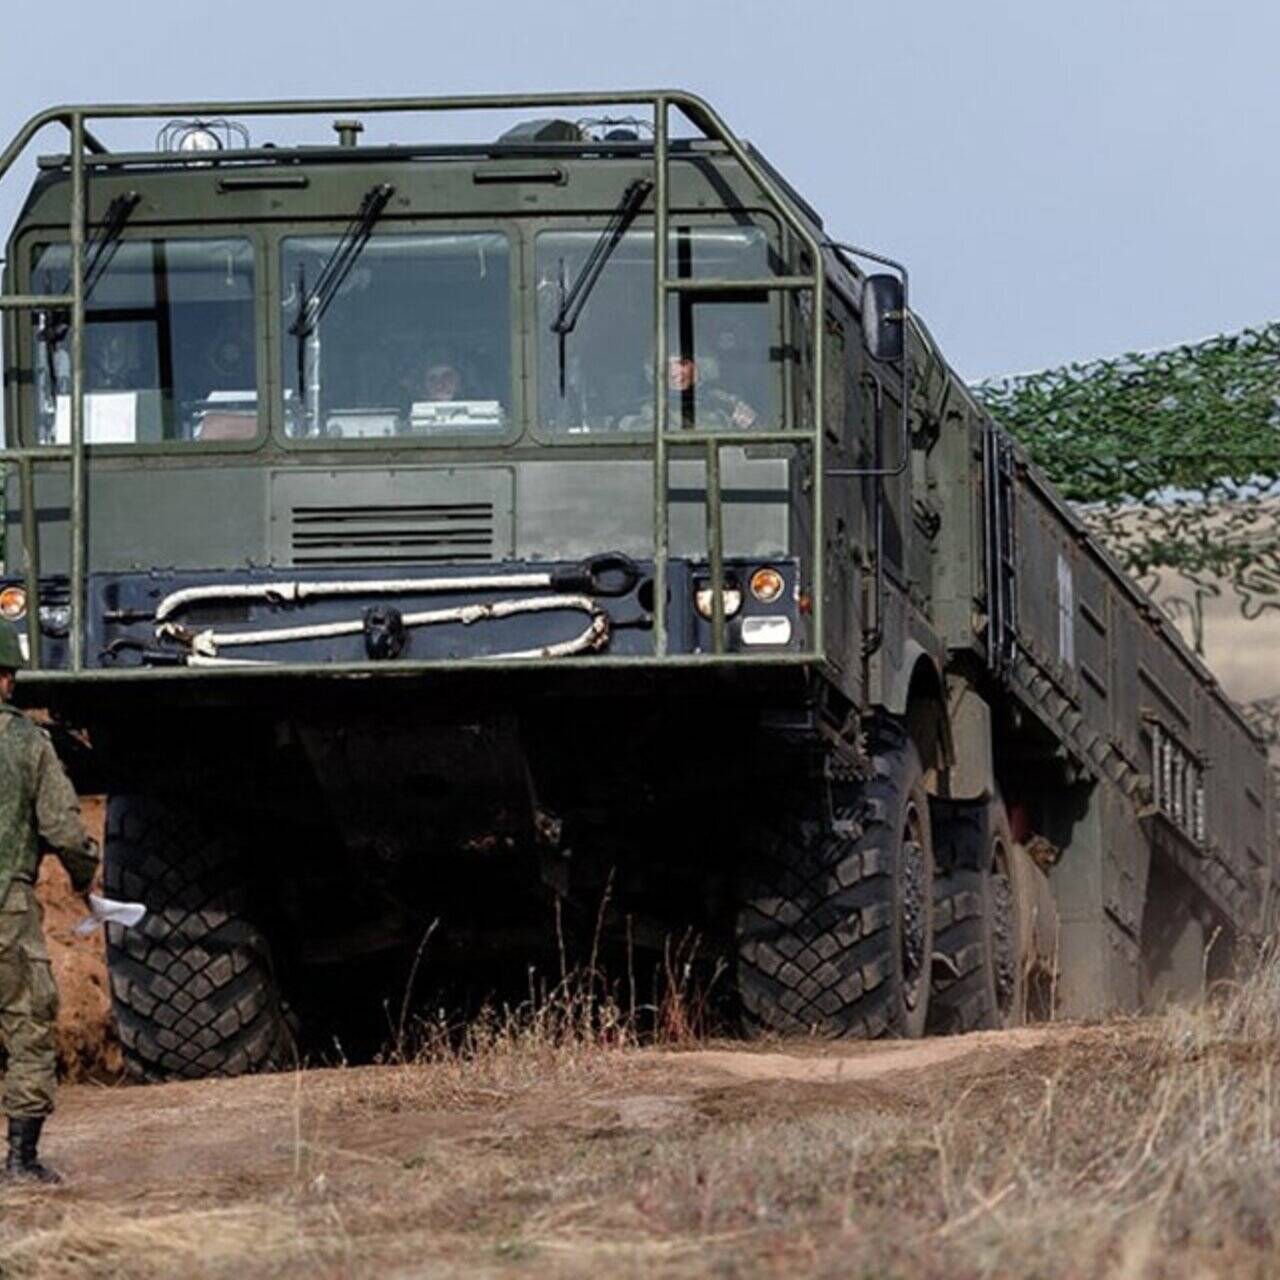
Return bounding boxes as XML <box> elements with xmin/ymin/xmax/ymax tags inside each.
<box><xmin>0</xmin><ymin>879</ymin><xmax>58</xmax><ymax>1119</ymax></box>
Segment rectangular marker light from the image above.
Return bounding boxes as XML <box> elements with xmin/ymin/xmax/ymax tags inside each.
<box><xmin>740</xmin><ymin>616</ymin><xmax>792</xmax><ymax>646</ymax></box>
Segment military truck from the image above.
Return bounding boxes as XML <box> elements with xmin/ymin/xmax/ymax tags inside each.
<box><xmin>0</xmin><ymin>92</ymin><xmax>1273</xmax><ymax>1080</ymax></box>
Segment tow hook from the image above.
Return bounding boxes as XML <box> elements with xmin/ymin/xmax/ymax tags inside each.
<box><xmin>364</xmin><ymin>605</ymin><xmax>407</xmax><ymax>660</ymax></box>
<box><xmin>550</xmin><ymin>552</ymin><xmax>640</xmax><ymax>598</ymax></box>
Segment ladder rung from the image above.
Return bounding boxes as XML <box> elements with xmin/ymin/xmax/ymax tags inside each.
<box><xmin>0</xmin><ymin>293</ymin><xmax>73</xmax><ymax>310</ymax></box>
<box><xmin>661</xmin><ymin>429</ymin><xmax>801</xmax><ymax>446</ymax></box>
<box><xmin>0</xmin><ymin>447</ymin><xmax>74</xmax><ymax>461</ymax></box>
<box><xmin>662</xmin><ymin>276</ymin><xmax>814</xmax><ymax>293</ymax></box>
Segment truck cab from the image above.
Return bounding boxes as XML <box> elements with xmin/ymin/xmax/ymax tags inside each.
<box><xmin>3</xmin><ymin>100</ymin><xmax>851</xmax><ymax>681</ymax></box>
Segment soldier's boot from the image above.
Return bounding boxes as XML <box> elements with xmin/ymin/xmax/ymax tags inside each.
<box><xmin>3</xmin><ymin>1117</ymin><xmax>63</xmax><ymax>1185</ymax></box>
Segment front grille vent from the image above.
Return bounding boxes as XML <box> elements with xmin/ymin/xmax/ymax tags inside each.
<box><xmin>289</xmin><ymin>501</ymin><xmax>495</xmax><ymax>565</ymax></box>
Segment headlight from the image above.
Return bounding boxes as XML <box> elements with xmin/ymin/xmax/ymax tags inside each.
<box><xmin>0</xmin><ymin>586</ymin><xmax>27</xmax><ymax>622</ymax></box>
<box><xmin>693</xmin><ymin>580</ymin><xmax>743</xmax><ymax>620</ymax></box>
<box><xmin>749</xmin><ymin>567</ymin><xmax>785</xmax><ymax>604</ymax></box>
<box><xmin>38</xmin><ymin>605</ymin><xmax>71</xmax><ymax>637</ymax></box>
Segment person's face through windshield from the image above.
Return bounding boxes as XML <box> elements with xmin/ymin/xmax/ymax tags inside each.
<box><xmin>667</xmin><ymin>355</ymin><xmax>698</xmax><ymax>392</ymax></box>
<box><xmin>423</xmin><ymin>362</ymin><xmax>462</xmax><ymax>402</ymax></box>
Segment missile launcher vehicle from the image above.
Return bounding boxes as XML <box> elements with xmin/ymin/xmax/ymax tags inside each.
<box><xmin>0</xmin><ymin>93</ymin><xmax>1273</xmax><ymax>1078</ymax></box>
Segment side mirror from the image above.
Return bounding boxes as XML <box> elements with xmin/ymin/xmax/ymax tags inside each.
<box><xmin>861</xmin><ymin>273</ymin><xmax>905</xmax><ymax>363</ymax></box>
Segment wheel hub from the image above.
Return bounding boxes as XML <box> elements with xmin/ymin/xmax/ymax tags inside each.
<box><xmin>991</xmin><ymin>851</ymin><xmax>1017</xmax><ymax>1015</ymax></box>
<box><xmin>900</xmin><ymin>809</ymin><xmax>927</xmax><ymax>1010</ymax></box>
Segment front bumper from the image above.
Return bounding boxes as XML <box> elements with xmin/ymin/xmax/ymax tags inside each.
<box><xmin>5</xmin><ymin>556</ymin><xmax>802</xmax><ymax>672</ymax></box>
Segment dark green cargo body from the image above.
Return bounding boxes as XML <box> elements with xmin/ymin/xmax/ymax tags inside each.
<box><xmin>0</xmin><ymin>93</ymin><xmax>1272</xmax><ymax>1076</ymax></box>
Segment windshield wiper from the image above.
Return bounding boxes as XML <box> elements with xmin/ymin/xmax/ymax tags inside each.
<box><xmin>37</xmin><ymin>190</ymin><xmax>142</xmax><ymax>392</ymax></box>
<box><xmin>550</xmin><ymin>178</ymin><xmax>652</xmax><ymax>394</ymax></box>
<box><xmin>83</xmin><ymin>191</ymin><xmax>142</xmax><ymax>300</ymax></box>
<box><xmin>289</xmin><ymin>183</ymin><xmax>395</xmax><ymax>340</ymax></box>
<box><xmin>289</xmin><ymin>183</ymin><xmax>394</xmax><ymax>432</ymax></box>
<box><xmin>551</xmin><ymin>178</ymin><xmax>652</xmax><ymax>337</ymax></box>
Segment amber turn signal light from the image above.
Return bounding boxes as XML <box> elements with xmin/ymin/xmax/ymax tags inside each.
<box><xmin>749</xmin><ymin>567</ymin><xmax>785</xmax><ymax>604</ymax></box>
<box><xmin>0</xmin><ymin>586</ymin><xmax>28</xmax><ymax>622</ymax></box>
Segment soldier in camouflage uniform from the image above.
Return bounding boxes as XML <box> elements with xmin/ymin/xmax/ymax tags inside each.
<box><xmin>620</xmin><ymin>354</ymin><xmax>760</xmax><ymax>431</ymax></box>
<box><xmin>0</xmin><ymin>618</ymin><xmax>98</xmax><ymax>1185</ymax></box>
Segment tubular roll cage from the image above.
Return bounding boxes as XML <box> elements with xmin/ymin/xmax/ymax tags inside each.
<box><xmin>0</xmin><ymin>91</ymin><xmax>826</xmax><ymax>680</ymax></box>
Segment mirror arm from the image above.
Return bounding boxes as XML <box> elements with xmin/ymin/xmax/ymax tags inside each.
<box><xmin>824</xmin><ymin>240</ymin><xmax>911</xmax><ymax>481</ymax></box>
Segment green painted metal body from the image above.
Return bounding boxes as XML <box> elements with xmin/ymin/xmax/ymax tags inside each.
<box><xmin>0</xmin><ymin>91</ymin><xmax>827</xmax><ymax>682</ymax></box>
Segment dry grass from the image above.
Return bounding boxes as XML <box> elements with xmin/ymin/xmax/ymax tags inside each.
<box><xmin>0</xmin><ymin>1207</ymin><xmax>322</xmax><ymax>1280</ymax></box>
<box><xmin>371</xmin><ymin>927</ymin><xmax>721</xmax><ymax>1106</ymax></box>
<box><xmin>4</xmin><ymin>962</ymin><xmax>1280</xmax><ymax>1278</ymax></box>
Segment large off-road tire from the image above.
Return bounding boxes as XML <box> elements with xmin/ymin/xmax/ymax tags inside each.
<box><xmin>104</xmin><ymin>794</ymin><xmax>296</xmax><ymax>1082</ymax></box>
<box><xmin>736</xmin><ymin>719</ymin><xmax>934</xmax><ymax>1038</ymax></box>
<box><xmin>928</xmin><ymin>797</ymin><xmax>1023</xmax><ymax>1033</ymax></box>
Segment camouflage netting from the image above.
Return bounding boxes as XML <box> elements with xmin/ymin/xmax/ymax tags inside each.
<box><xmin>975</xmin><ymin>323</ymin><xmax>1280</xmax><ymax>760</ymax></box>
<box><xmin>1244</xmin><ymin>695</ymin><xmax>1280</xmax><ymax>754</ymax></box>
<box><xmin>974</xmin><ymin>323</ymin><xmax>1280</xmax><ymax>631</ymax></box>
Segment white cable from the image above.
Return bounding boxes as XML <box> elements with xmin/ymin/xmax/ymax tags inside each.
<box><xmin>185</xmin><ymin>653</ymin><xmax>273</xmax><ymax>668</ymax></box>
<box><xmin>159</xmin><ymin>593</ymin><xmax>609</xmax><ymax>662</ymax></box>
<box><xmin>481</xmin><ymin>612</ymin><xmax>611</xmax><ymax>660</ymax></box>
<box><xmin>154</xmin><ymin>573</ymin><xmax>558</xmax><ymax>622</ymax></box>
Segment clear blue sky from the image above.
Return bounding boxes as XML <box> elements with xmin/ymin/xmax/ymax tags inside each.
<box><xmin>2</xmin><ymin>0</ymin><xmax>1278</xmax><ymax>379</ymax></box>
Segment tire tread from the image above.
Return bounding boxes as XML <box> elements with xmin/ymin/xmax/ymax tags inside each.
<box><xmin>104</xmin><ymin>795</ymin><xmax>295</xmax><ymax>1082</ymax></box>
<box><xmin>736</xmin><ymin>720</ymin><xmax>932</xmax><ymax>1038</ymax></box>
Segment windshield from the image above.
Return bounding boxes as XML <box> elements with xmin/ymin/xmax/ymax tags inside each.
<box><xmin>30</xmin><ymin>238</ymin><xmax>257</xmax><ymax>445</ymax></box>
<box><xmin>536</xmin><ymin>224</ymin><xmax>785</xmax><ymax>435</ymax></box>
<box><xmin>280</xmin><ymin>231</ymin><xmax>511</xmax><ymax>441</ymax></box>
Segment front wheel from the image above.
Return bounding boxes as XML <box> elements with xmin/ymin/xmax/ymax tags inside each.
<box><xmin>104</xmin><ymin>794</ymin><xmax>296</xmax><ymax>1081</ymax></box>
<box><xmin>735</xmin><ymin>718</ymin><xmax>935</xmax><ymax>1038</ymax></box>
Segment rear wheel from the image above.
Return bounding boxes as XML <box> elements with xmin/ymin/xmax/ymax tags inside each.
<box><xmin>736</xmin><ymin>718</ymin><xmax>934</xmax><ymax>1038</ymax></box>
<box><xmin>104</xmin><ymin>794</ymin><xmax>295</xmax><ymax>1081</ymax></box>
<box><xmin>929</xmin><ymin>797</ymin><xmax>1023</xmax><ymax>1032</ymax></box>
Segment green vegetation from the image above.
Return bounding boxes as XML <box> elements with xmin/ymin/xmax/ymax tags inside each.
<box><xmin>976</xmin><ymin>323</ymin><xmax>1280</xmax><ymax>623</ymax></box>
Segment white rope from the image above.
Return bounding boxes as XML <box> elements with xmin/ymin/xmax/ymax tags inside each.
<box><xmin>154</xmin><ymin>573</ymin><xmax>557</xmax><ymax>622</ymax></box>
<box><xmin>482</xmin><ymin>612</ymin><xmax>611</xmax><ymax>660</ymax></box>
<box><xmin>157</xmin><ymin>593</ymin><xmax>609</xmax><ymax>663</ymax></box>
<box><xmin>185</xmin><ymin>653</ymin><xmax>273</xmax><ymax>668</ymax></box>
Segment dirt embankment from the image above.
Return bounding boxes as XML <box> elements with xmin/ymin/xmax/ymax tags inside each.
<box><xmin>37</xmin><ymin>796</ymin><xmax>120</xmax><ymax>1081</ymax></box>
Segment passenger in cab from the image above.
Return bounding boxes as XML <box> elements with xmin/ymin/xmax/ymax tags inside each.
<box><xmin>621</xmin><ymin>353</ymin><xmax>758</xmax><ymax>430</ymax></box>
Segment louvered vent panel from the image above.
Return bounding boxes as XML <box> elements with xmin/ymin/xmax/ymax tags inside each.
<box><xmin>289</xmin><ymin>501</ymin><xmax>495</xmax><ymax>565</ymax></box>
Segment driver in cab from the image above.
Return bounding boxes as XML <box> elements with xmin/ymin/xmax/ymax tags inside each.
<box><xmin>409</xmin><ymin>350</ymin><xmax>504</xmax><ymax>432</ymax></box>
<box><xmin>421</xmin><ymin>358</ymin><xmax>464</xmax><ymax>403</ymax></box>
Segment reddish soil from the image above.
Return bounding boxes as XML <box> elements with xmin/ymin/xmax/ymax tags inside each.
<box><xmin>37</xmin><ymin>796</ymin><xmax>120</xmax><ymax>1081</ymax></box>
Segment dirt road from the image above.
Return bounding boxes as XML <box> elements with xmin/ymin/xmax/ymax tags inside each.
<box><xmin>2</xmin><ymin>1025</ymin><xmax>1066</xmax><ymax>1277</ymax></box>
<box><xmin>6</xmin><ymin>1008</ymin><xmax>1269</xmax><ymax>1280</ymax></box>
<box><xmin>39</xmin><ymin>1026</ymin><xmax>1059</xmax><ymax>1194</ymax></box>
